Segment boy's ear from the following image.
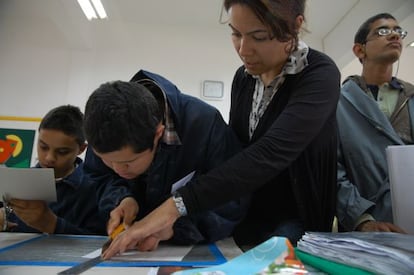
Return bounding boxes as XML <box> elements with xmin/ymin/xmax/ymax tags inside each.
<box><xmin>153</xmin><ymin>124</ymin><xmax>165</xmax><ymax>146</ymax></box>
<box><xmin>353</xmin><ymin>43</ymin><xmax>365</xmax><ymax>60</ymax></box>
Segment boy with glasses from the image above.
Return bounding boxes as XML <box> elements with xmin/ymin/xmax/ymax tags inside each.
<box><xmin>336</xmin><ymin>13</ymin><xmax>413</xmax><ymax>233</ymax></box>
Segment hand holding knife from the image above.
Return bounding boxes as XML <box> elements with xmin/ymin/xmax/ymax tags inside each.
<box><xmin>101</xmin><ymin>223</ymin><xmax>126</xmax><ymax>253</ymax></box>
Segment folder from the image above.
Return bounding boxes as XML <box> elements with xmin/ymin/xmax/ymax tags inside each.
<box><xmin>386</xmin><ymin>145</ymin><xmax>414</xmax><ymax>234</ymax></box>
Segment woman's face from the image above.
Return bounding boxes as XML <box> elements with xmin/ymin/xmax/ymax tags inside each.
<box><xmin>228</xmin><ymin>4</ymin><xmax>292</xmax><ymax>84</ymax></box>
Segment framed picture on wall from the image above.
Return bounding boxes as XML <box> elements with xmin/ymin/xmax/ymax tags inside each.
<box><xmin>0</xmin><ymin>128</ymin><xmax>36</xmax><ymax>168</ymax></box>
<box><xmin>0</xmin><ymin>116</ymin><xmax>41</xmax><ymax>168</ymax></box>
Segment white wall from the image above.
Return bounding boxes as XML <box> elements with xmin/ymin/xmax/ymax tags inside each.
<box><xmin>1</xmin><ymin>0</ymin><xmax>413</xmax><ymax>122</ymax></box>
<box><xmin>0</xmin><ymin>18</ymin><xmax>241</xmax><ymax>122</ymax></box>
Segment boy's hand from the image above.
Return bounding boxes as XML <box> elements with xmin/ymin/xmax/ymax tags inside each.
<box><xmin>107</xmin><ymin>196</ymin><xmax>138</xmax><ymax>236</ymax></box>
<box><xmin>9</xmin><ymin>198</ymin><xmax>57</xmax><ymax>233</ymax></box>
<box><xmin>102</xmin><ymin>197</ymin><xmax>179</xmax><ymax>260</ymax></box>
<box><xmin>357</xmin><ymin>220</ymin><xmax>407</xmax><ymax>233</ymax></box>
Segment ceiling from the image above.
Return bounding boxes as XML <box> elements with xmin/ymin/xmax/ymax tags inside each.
<box><xmin>1</xmin><ymin>0</ymin><xmax>413</xmax><ymax>76</ymax></box>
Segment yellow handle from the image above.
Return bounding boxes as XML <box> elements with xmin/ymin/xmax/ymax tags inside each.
<box><xmin>110</xmin><ymin>223</ymin><xmax>125</xmax><ymax>240</ymax></box>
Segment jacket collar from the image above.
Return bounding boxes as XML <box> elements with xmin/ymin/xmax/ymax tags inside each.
<box><xmin>130</xmin><ymin>70</ymin><xmax>182</xmax><ymax>145</ymax></box>
<box><xmin>344</xmin><ymin>75</ymin><xmax>414</xmax><ymax>97</ymax></box>
<box><xmin>341</xmin><ymin>79</ymin><xmax>404</xmax><ymax>144</ymax></box>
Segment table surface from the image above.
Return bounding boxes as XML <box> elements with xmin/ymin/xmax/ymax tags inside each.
<box><xmin>0</xmin><ymin>232</ymin><xmax>242</xmax><ymax>275</ymax></box>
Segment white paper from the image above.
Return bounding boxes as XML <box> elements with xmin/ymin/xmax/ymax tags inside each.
<box><xmin>83</xmin><ymin>244</ymin><xmax>193</xmax><ymax>262</ymax></box>
<box><xmin>0</xmin><ymin>167</ymin><xmax>57</xmax><ymax>202</ymax></box>
<box><xmin>171</xmin><ymin>171</ymin><xmax>195</xmax><ymax>194</ymax></box>
<box><xmin>386</xmin><ymin>145</ymin><xmax>414</xmax><ymax>234</ymax></box>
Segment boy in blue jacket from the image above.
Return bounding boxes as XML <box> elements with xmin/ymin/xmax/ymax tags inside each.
<box><xmin>83</xmin><ymin>70</ymin><xmax>248</xmax><ymax>249</ymax></box>
<box><xmin>1</xmin><ymin>105</ymin><xmax>135</xmax><ymax>234</ymax></box>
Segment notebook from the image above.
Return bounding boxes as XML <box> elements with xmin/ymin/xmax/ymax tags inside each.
<box><xmin>386</xmin><ymin>145</ymin><xmax>414</xmax><ymax>234</ymax></box>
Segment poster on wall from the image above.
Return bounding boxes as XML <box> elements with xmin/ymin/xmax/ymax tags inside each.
<box><xmin>0</xmin><ymin>128</ymin><xmax>36</xmax><ymax>168</ymax></box>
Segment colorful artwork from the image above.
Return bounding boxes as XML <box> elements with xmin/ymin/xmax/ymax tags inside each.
<box><xmin>0</xmin><ymin>128</ymin><xmax>36</xmax><ymax>168</ymax></box>
<box><xmin>173</xmin><ymin>237</ymin><xmax>307</xmax><ymax>275</ymax></box>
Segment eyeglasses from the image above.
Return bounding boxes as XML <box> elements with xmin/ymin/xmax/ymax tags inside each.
<box><xmin>374</xmin><ymin>27</ymin><xmax>408</xmax><ymax>40</ymax></box>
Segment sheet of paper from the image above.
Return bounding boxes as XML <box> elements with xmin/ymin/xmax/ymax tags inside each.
<box><xmin>0</xmin><ymin>167</ymin><xmax>57</xmax><ymax>202</ymax></box>
<box><xmin>297</xmin><ymin>232</ymin><xmax>414</xmax><ymax>275</ymax></box>
<box><xmin>386</xmin><ymin>145</ymin><xmax>414</xmax><ymax>234</ymax></box>
<box><xmin>83</xmin><ymin>244</ymin><xmax>193</xmax><ymax>261</ymax></box>
<box><xmin>171</xmin><ymin>171</ymin><xmax>195</xmax><ymax>193</ymax></box>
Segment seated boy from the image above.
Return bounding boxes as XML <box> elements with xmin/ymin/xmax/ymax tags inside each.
<box><xmin>1</xmin><ymin>105</ymin><xmax>135</xmax><ymax>235</ymax></box>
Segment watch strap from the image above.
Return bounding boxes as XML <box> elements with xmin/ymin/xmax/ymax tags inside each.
<box><xmin>172</xmin><ymin>192</ymin><xmax>188</xmax><ymax>217</ymax></box>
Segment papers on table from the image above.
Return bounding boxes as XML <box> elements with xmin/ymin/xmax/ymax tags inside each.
<box><xmin>171</xmin><ymin>171</ymin><xmax>195</xmax><ymax>193</ymax></box>
<box><xmin>0</xmin><ymin>167</ymin><xmax>57</xmax><ymax>202</ymax></box>
<box><xmin>84</xmin><ymin>244</ymin><xmax>193</xmax><ymax>262</ymax></box>
<box><xmin>0</xmin><ymin>234</ymin><xmax>225</xmax><ymax>267</ymax></box>
<box><xmin>297</xmin><ymin>232</ymin><xmax>414</xmax><ymax>275</ymax></box>
<box><xmin>386</xmin><ymin>145</ymin><xmax>414</xmax><ymax>234</ymax></box>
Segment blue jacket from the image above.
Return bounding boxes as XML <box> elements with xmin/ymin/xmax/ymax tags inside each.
<box><xmin>7</xmin><ymin>158</ymin><xmax>108</xmax><ymax>235</ymax></box>
<box><xmin>337</xmin><ymin>77</ymin><xmax>414</xmax><ymax>231</ymax></box>
<box><xmin>84</xmin><ymin>70</ymin><xmax>247</xmax><ymax>244</ymax></box>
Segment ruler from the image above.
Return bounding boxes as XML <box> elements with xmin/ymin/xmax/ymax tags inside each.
<box><xmin>58</xmin><ymin>255</ymin><xmax>103</xmax><ymax>274</ymax></box>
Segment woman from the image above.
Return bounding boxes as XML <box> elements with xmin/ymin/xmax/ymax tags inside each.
<box><xmin>102</xmin><ymin>0</ymin><xmax>340</xmax><ymax>258</ymax></box>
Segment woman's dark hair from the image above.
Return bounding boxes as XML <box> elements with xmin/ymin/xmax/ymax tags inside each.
<box><xmin>222</xmin><ymin>0</ymin><xmax>306</xmax><ymax>49</ymax></box>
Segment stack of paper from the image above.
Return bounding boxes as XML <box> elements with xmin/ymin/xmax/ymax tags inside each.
<box><xmin>297</xmin><ymin>232</ymin><xmax>414</xmax><ymax>275</ymax></box>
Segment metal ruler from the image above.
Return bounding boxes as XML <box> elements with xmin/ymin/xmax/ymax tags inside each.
<box><xmin>58</xmin><ymin>255</ymin><xmax>103</xmax><ymax>274</ymax></box>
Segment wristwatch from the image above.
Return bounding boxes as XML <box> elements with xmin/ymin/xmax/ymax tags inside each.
<box><xmin>172</xmin><ymin>192</ymin><xmax>188</xmax><ymax>217</ymax></box>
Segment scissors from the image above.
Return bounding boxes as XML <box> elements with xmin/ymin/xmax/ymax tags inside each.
<box><xmin>2</xmin><ymin>194</ymin><xmax>13</xmax><ymax>231</ymax></box>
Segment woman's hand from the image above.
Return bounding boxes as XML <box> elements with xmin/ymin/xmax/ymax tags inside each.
<box><xmin>102</xmin><ymin>197</ymin><xmax>179</xmax><ymax>259</ymax></box>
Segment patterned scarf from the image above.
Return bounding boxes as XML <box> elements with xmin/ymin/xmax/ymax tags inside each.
<box><xmin>248</xmin><ymin>40</ymin><xmax>309</xmax><ymax>139</ymax></box>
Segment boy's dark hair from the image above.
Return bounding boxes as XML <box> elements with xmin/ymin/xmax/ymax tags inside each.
<box><xmin>84</xmin><ymin>81</ymin><xmax>163</xmax><ymax>154</ymax></box>
<box><xmin>39</xmin><ymin>105</ymin><xmax>85</xmax><ymax>146</ymax></box>
<box><xmin>354</xmin><ymin>13</ymin><xmax>396</xmax><ymax>44</ymax></box>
